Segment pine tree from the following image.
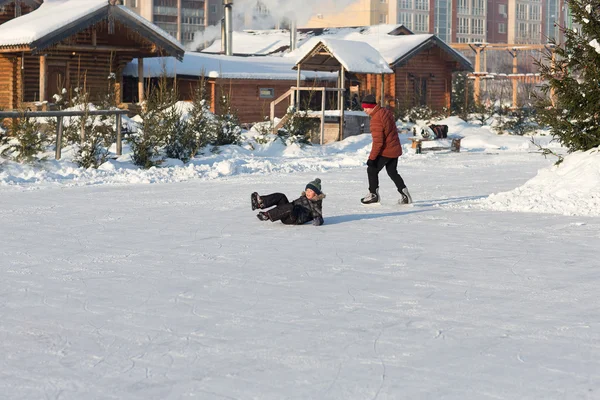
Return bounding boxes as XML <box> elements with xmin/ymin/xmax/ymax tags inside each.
<box><xmin>451</xmin><ymin>72</ymin><xmax>475</xmax><ymax>121</ymax></box>
<box><xmin>187</xmin><ymin>77</ymin><xmax>215</xmax><ymax>156</ymax></box>
<box><xmin>535</xmin><ymin>0</ymin><xmax>600</xmax><ymax>152</ymax></box>
<box><xmin>129</xmin><ymin>76</ymin><xmax>174</xmax><ymax>168</ymax></box>
<box><xmin>212</xmin><ymin>90</ymin><xmax>241</xmax><ymax>147</ymax></box>
<box><xmin>1</xmin><ymin>113</ymin><xmax>45</xmax><ymax>162</ymax></box>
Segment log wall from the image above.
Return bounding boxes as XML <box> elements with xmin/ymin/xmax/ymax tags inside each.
<box><xmin>392</xmin><ymin>47</ymin><xmax>453</xmax><ymax>111</ymax></box>
<box><xmin>0</xmin><ymin>55</ymin><xmax>18</xmax><ymax>109</ymax></box>
<box><xmin>0</xmin><ymin>3</ymin><xmax>35</xmax><ymax>25</ymax></box>
<box><xmin>3</xmin><ymin>20</ymin><xmax>161</xmax><ymax>108</ymax></box>
<box><xmin>357</xmin><ymin>46</ymin><xmax>456</xmax><ymax>111</ymax></box>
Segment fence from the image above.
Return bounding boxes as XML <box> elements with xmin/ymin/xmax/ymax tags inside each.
<box><xmin>0</xmin><ymin>109</ymin><xmax>130</xmax><ymax>160</ymax></box>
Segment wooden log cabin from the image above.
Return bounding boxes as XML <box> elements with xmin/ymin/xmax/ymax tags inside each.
<box><xmin>122</xmin><ymin>52</ymin><xmax>337</xmax><ymax>124</ymax></box>
<box><xmin>356</xmin><ymin>34</ymin><xmax>473</xmax><ymax>111</ymax></box>
<box><xmin>0</xmin><ymin>0</ymin><xmax>184</xmax><ymax>111</ymax></box>
<box><xmin>201</xmin><ymin>26</ymin><xmax>473</xmax><ymax>113</ymax></box>
<box><xmin>0</xmin><ymin>0</ymin><xmax>41</xmax><ymax>25</ymax></box>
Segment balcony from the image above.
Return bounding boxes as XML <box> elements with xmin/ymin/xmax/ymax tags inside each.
<box><xmin>154</xmin><ymin>6</ymin><xmax>178</xmax><ymax>16</ymax></box>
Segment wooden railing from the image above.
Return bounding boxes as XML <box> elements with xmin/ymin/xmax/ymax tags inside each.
<box><xmin>269</xmin><ymin>86</ymin><xmax>345</xmax><ymax>144</ymax></box>
<box><xmin>269</xmin><ymin>88</ymin><xmax>294</xmax><ymax>133</ymax></box>
<box><xmin>0</xmin><ymin>109</ymin><xmax>130</xmax><ymax>160</ymax></box>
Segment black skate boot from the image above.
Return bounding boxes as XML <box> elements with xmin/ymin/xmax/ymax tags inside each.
<box><xmin>251</xmin><ymin>192</ymin><xmax>263</xmax><ymax>210</ymax></box>
<box><xmin>256</xmin><ymin>211</ymin><xmax>270</xmax><ymax>221</ymax></box>
<box><xmin>361</xmin><ymin>189</ymin><xmax>380</xmax><ymax>205</ymax></box>
<box><xmin>399</xmin><ymin>187</ymin><xmax>413</xmax><ymax>205</ymax></box>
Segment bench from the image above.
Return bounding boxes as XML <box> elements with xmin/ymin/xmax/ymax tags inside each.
<box><xmin>408</xmin><ymin>136</ymin><xmax>463</xmax><ymax>154</ymax></box>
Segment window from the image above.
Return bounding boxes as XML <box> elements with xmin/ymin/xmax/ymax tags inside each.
<box><xmin>399</xmin><ymin>0</ymin><xmax>412</xmax><ymax>9</ymax></box>
<box><xmin>498</xmin><ymin>22</ymin><xmax>506</xmax><ymax>33</ymax></box>
<box><xmin>457</xmin><ymin>0</ymin><xmax>468</xmax><ymax>14</ymax></box>
<box><xmin>259</xmin><ymin>88</ymin><xmax>275</xmax><ymax>99</ymax></box>
<box><xmin>498</xmin><ymin>4</ymin><xmax>507</xmax><ymax>17</ymax></box>
<box><xmin>517</xmin><ymin>22</ymin><xmax>527</xmax><ymax>40</ymax></box>
<box><xmin>472</xmin><ymin>0</ymin><xmax>484</xmax><ymax>15</ymax></box>
<box><xmin>414</xmin><ymin>13</ymin><xmax>428</xmax><ymax>32</ymax></box>
<box><xmin>399</xmin><ymin>12</ymin><xmax>412</xmax><ymax>28</ymax></box>
<box><xmin>530</xmin><ymin>4</ymin><xmax>541</xmax><ymax>21</ymax></box>
<box><xmin>458</xmin><ymin>17</ymin><xmax>469</xmax><ymax>34</ymax></box>
<box><xmin>471</xmin><ymin>18</ymin><xmax>484</xmax><ymax>35</ymax></box>
<box><xmin>210</xmin><ymin>5</ymin><xmax>217</xmax><ymax>13</ymax></box>
<box><xmin>415</xmin><ymin>0</ymin><xmax>428</xmax><ymax>11</ymax></box>
<box><xmin>517</xmin><ymin>3</ymin><xmax>527</xmax><ymax>20</ymax></box>
<box><xmin>380</xmin><ymin>0</ymin><xmax>387</xmax><ymax>3</ymax></box>
<box><xmin>129</xmin><ymin>0</ymin><xmax>137</xmax><ymax>7</ymax></box>
<box><xmin>379</xmin><ymin>13</ymin><xmax>388</xmax><ymax>23</ymax></box>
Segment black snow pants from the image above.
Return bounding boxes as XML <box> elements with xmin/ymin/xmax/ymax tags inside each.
<box><xmin>368</xmin><ymin>156</ymin><xmax>407</xmax><ymax>194</ymax></box>
<box><xmin>261</xmin><ymin>193</ymin><xmax>297</xmax><ymax>225</ymax></box>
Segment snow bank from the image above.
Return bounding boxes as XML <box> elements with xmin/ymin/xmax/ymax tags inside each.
<box><xmin>467</xmin><ymin>147</ymin><xmax>600</xmax><ymax>216</ymax></box>
<box><xmin>5</xmin><ymin>114</ymin><xmax>598</xmax><ymax>218</ymax></box>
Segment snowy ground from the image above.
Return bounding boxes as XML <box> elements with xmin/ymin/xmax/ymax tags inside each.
<box><xmin>1</xmin><ymin>119</ymin><xmax>600</xmax><ymax>399</ymax></box>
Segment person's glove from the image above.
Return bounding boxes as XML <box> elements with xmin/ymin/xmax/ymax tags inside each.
<box><xmin>313</xmin><ymin>216</ymin><xmax>324</xmax><ymax>226</ymax></box>
<box><xmin>366</xmin><ymin>158</ymin><xmax>377</xmax><ymax>168</ymax></box>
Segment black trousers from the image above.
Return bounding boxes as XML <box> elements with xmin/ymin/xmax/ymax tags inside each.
<box><xmin>368</xmin><ymin>156</ymin><xmax>406</xmax><ymax>194</ymax></box>
<box><xmin>261</xmin><ymin>193</ymin><xmax>296</xmax><ymax>225</ymax></box>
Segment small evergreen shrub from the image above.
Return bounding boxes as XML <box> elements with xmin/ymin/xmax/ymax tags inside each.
<box><xmin>211</xmin><ymin>91</ymin><xmax>242</xmax><ymax>147</ymax></box>
<box><xmin>1</xmin><ymin>113</ymin><xmax>46</xmax><ymax>162</ymax></box>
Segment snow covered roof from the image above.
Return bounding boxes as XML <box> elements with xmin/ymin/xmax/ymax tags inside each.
<box><xmin>202</xmin><ymin>24</ymin><xmax>471</xmax><ymax>72</ymax></box>
<box><xmin>293</xmin><ymin>38</ymin><xmax>393</xmax><ymax>74</ymax></box>
<box><xmin>123</xmin><ymin>51</ymin><xmax>336</xmax><ymax>81</ymax></box>
<box><xmin>287</xmin><ymin>32</ymin><xmax>472</xmax><ymax>72</ymax></box>
<box><xmin>0</xmin><ymin>0</ymin><xmax>184</xmax><ymax>60</ymax></box>
<box><xmin>201</xmin><ymin>24</ymin><xmax>410</xmax><ymax>56</ymax></box>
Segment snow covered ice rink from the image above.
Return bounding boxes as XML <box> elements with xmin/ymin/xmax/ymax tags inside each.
<box><xmin>2</xmin><ymin>141</ymin><xmax>600</xmax><ymax>399</ymax></box>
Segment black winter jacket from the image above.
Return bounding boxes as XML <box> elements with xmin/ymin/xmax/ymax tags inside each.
<box><xmin>292</xmin><ymin>192</ymin><xmax>326</xmax><ymax>225</ymax></box>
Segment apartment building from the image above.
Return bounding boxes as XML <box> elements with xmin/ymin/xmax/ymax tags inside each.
<box><xmin>123</xmin><ymin>0</ymin><xmax>222</xmax><ymax>45</ymax></box>
<box><xmin>308</xmin><ymin>0</ymin><xmax>566</xmax><ymax>44</ymax></box>
<box><xmin>304</xmin><ymin>0</ymin><xmax>390</xmax><ymax>28</ymax></box>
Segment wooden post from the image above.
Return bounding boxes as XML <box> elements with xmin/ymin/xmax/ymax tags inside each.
<box><xmin>115</xmin><ymin>68</ymin><xmax>123</xmax><ymax>105</ymax></box>
<box><xmin>296</xmin><ymin>66</ymin><xmax>301</xmax><ymax>109</ymax></box>
<box><xmin>116</xmin><ymin>113</ymin><xmax>122</xmax><ymax>156</ymax></box>
<box><xmin>92</xmin><ymin>29</ymin><xmax>97</xmax><ymax>47</ymax></box>
<box><xmin>39</xmin><ymin>55</ymin><xmax>47</xmax><ymax>106</ymax></box>
<box><xmin>320</xmin><ymin>88</ymin><xmax>326</xmax><ymax>145</ymax></box>
<box><xmin>137</xmin><ymin>58</ymin><xmax>144</xmax><ymax>103</ymax></box>
<box><xmin>510</xmin><ymin>49</ymin><xmax>518</xmax><ymax>109</ymax></box>
<box><xmin>380</xmin><ymin>74</ymin><xmax>385</xmax><ymax>106</ymax></box>
<box><xmin>177</xmin><ymin>0</ymin><xmax>182</xmax><ymax>42</ymax></box>
<box><xmin>339</xmin><ymin>68</ymin><xmax>345</xmax><ymax>141</ymax></box>
<box><xmin>15</xmin><ymin>0</ymin><xmax>21</xmax><ymax>17</ymax></box>
<box><xmin>20</xmin><ymin>52</ymin><xmax>24</xmax><ymax>105</ymax></box>
<box><xmin>474</xmin><ymin>46</ymin><xmax>482</xmax><ymax>104</ymax></box>
<box><xmin>55</xmin><ymin>116</ymin><xmax>63</xmax><ymax>160</ymax></box>
<box><xmin>270</xmin><ymin>101</ymin><xmax>276</xmax><ymax>133</ymax></box>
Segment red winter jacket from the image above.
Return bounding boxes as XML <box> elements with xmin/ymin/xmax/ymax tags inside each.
<box><xmin>368</xmin><ymin>105</ymin><xmax>402</xmax><ymax>160</ymax></box>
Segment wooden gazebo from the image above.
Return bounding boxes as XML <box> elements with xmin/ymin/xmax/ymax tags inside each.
<box><xmin>0</xmin><ymin>0</ymin><xmax>184</xmax><ymax>111</ymax></box>
<box><xmin>270</xmin><ymin>38</ymin><xmax>393</xmax><ymax>144</ymax></box>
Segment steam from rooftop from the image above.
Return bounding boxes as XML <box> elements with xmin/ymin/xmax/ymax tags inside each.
<box><xmin>233</xmin><ymin>0</ymin><xmax>361</xmax><ymax>29</ymax></box>
<box><xmin>186</xmin><ymin>0</ymin><xmax>360</xmax><ymax>51</ymax></box>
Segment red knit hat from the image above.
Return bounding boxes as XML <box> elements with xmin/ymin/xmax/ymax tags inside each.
<box><xmin>361</xmin><ymin>94</ymin><xmax>377</xmax><ymax>109</ymax></box>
